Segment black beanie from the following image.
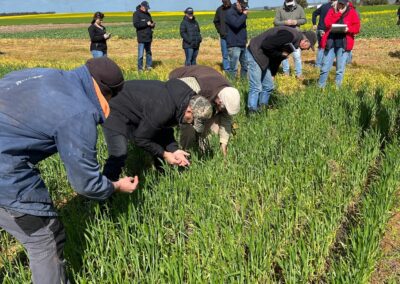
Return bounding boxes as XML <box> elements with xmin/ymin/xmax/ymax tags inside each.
<box><xmin>86</xmin><ymin>57</ymin><xmax>124</xmax><ymax>98</ymax></box>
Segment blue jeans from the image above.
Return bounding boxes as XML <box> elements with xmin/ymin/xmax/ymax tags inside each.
<box><xmin>315</xmin><ymin>30</ymin><xmax>324</xmax><ymax>68</ymax></box>
<box><xmin>138</xmin><ymin>42</ymin><xmax>152</xmax><ymax>70</ymax></box>
<box><xmin>318</xmin><ymin>47</ymin><xmax>350</xmax><ymax>88</ymax></box>
<box><xmin>220</xmin><ymin>38</ymin><xmax>230</xmax><ymax>71</ymax></box>
<box><xmin>227</xmin><ymin>47</ymin><xmax>247</xmax><ymax>79</ymax></box>
<box><xmin>184</xmin><ymin>48</ymin><xmax>199</xmax><ymax>66</ymax></box>
<box><xmin>281</xmin><ymin>48</ymin><xmax>302</xmax><ymax>76</ymax></box>
<box><xmin>91</xmin><ymin>50</ymin><xmax>107</xmax><ymax>58</ymax></box>
<box><xmin>247</xmin><ymin>49</ymin><xmax>274</xmax><ymax>112</ymax></box>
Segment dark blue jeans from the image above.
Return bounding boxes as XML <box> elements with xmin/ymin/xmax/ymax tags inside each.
<box><xmin>184</xmin><ymin>48</ymin><xmax>199</xmax><ymax>66</ymax></box>
<box><xmin>220</xmin><ymin>38</ymin><xmax>230</xmax><ymax>71</ymax></box>
<box><xmin>227</xmin><ymin>47</ymin><xmax>247</xmax><ymax>79</ymax></box>
<box><xmin>138</xmin><ymin>42</ymin><xmax>152</xmax><ymax>70</ymax></box>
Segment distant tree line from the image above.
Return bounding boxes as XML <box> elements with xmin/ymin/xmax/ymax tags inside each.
<box><xmin>0</xmin><ymin>12</ymin><xmax>55</xmax><ymax>17</ymax></box>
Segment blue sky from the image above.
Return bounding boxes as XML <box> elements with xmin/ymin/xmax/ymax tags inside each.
<box><xmin>1</xmin><ymin>0</ymin><xmax>326</xmax><ymax>13</ymax></box>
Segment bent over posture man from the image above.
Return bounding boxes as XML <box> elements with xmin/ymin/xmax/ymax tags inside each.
<box><xmin>102</xmin><ymin>79</ymin><xmax>213</xmax><ymax>181</ymax></box>
<box><xmin>0</xmin><ymin>57</ymin><xmax>139</xmax><ymax>284</ymax></box>
<box><xmin>169</xmin><ymin>65</ymin><xmax>241</xmax><ymax>156</ymax></box>
<box><xmin>247</xmin><ymin>27</ymin><xmax>316</xmax><ymax>112</ymax></box>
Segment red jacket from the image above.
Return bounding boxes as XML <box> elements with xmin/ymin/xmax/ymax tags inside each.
<box><xmin>320</xmin><ymin>3</ymin><xmax>360</xmax><ymax>51</ymax></box>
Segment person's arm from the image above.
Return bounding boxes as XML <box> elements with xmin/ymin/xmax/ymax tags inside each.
<box><xmin>55</xmin><ymin>112</ymin><xmax>115</xmax><ymax>200</ymax></box>
<box><xmin>274</xmin><ymin>9</ymin><xmax>286</xmax><ymax>26</ymax></box>
<box><xmin>312</xmin><ymin>6</ymin><xmax>322</xmax><ymax>26</ymax></box>
<box><xmin>88</xmin><ymin>26</ymin><xmax>105</xmax><ymax>43</ymax></box>
<box><xmin>261</xmin><ymin>30</ymin><xmax>295</xmax><ymax>59</ymax></box>
<box><xmin>218</xmin><ymin>113</ymin><xmax>233</xmax><ymax>156</ymax></box>
<box><xmin>225</xmin><ymin>9</ymin><xmax>247</xmax><ymax>29</ymax></box>
<box><xmin>133</xmin><ymin>13</ymin><xmax>149</xmax><ymax>30</ymax></box>
<box><xmin>158</xmin><ymin>128</ymin><xmax>179</xmax><ymax>153</ymax></box>
<box><xmin>214</xmin><ymin>8</ymin><xmax>222</xmax><ymax>35</ymax></box>
<box><xmin>346</xmin><ymin>10</ymin><xmax>361</xmax><ymax>35</ymax></box>
<box><xmin>180</xmin><ymin>21</ymin><xmax>191</xmax><ymax>44</ymax></box>
<box><xmin>296</xmin><ymin>7</ymin><xmax>307</xmax><ymax>26</ymax></box>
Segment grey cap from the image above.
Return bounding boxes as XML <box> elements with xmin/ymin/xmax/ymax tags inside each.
<box><xmin>189</xmin><ymin>95</ymin><xmax>213</xmax><ymax>133</ymax></box>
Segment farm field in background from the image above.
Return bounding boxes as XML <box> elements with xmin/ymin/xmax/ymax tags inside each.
<box><xmin>1</xmin><ymin>4</ymin><xmax>400</xmax><ymax>283</ymax></box>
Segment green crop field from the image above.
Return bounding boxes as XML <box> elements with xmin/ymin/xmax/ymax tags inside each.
<box><xmin>1</xmin><ymin>4</ymin><xmax>400</xmax><ymax>283</ymax></box>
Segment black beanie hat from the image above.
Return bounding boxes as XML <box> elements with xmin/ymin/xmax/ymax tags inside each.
<box><xmin>86</xmin><ymin>57</ymin><xmax>124</xmax><ymax>98</ymax></box>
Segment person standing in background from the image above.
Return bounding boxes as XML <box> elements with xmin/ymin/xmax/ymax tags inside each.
<box><xmin>312</xmin><ymin>0</ymin><xmax>336</xmax><ymax>68</ymax></box>
<box><xmin>88</xmin><ymin>12</ymin><xmax>111</xmax><ymax>58</ymax></box>
<box><xmin>318</xmin><ymin>0</ymin><xmax>360</xmax><ymax>88</ymax></box>
<box><xmin>274</xmin><ymin>0</ymin><xmax>307</xmax><ymax>79</ymax></box>
<box><xmin>225</xmin><ymin>0</ymin><xmax>249</xmax><ymax>79</ymax></box>
<box><xmin>397</xmin><ymin>6</ymin><xmax>400</xmax><ymax>26</ymax></box>
<box><xmin>180</xmin><ymin>7</ymin><xmax>202</xmax><ymax>66</ymax></box>
<box><xmin>133</xmin><ymin>1</ymin><xmax>155</xmax><ymax>71</ymax></box>
<box><xmin>214</xmin><ymin>0</ymin><xmax>232</xmax><ymax>72</ymax></box>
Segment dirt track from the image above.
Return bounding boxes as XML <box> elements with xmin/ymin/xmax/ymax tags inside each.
<box><xmin>0</xmin><ymin>22</ymin><xmax>129</xmax><ymax>33</ymax></box>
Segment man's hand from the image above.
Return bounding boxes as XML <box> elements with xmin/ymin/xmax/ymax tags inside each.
<box><xmin>113</xmin><ymin>176</ymin><xmax>139</xmax><ymax>193</ymax></box>
<box><xmin>147</xmin><ymin>21</ymin><xmax>152</xmax><ymax>26</ymax></box>
<box><xmin>243</xmin><ymin>9</ymin><xmax>249</xmax><ymax>15</ymax></box>
<box><xmin>286</xmin><ymin>19</ymin><xmax>295</xmax><ymax>26</ymax></box>
<box><xmin>313</xmin><ymin>25</ymin><xmax>317</xmax><ymax>30</ymax></box>
<box><xmin>173</xmin><ymin>150</ymin><xmax>191</xmax><ymax>167</ymax></box>
<box><xmin>344</xmin><ymin>26</ymin><xmax>349</xmax><ymax>33</ymax></box>
<box><xmin>282</xmin><ymin>51</ymin><xmax>289</xmax><ymax>58</ymax></box>
<box><xmin>220</xmin><ymin>143</ymin><xmax>228</xmax><ymax>157</ymax></box>
<box><xmin>163</xmin><ymin>151</ymin><xmax>184</xmax><ymax>166</ymax></box>
<box><xmin>104</xmin><ymin>33</ymin><xmax>111</xmax><ymax>39</ymax></box>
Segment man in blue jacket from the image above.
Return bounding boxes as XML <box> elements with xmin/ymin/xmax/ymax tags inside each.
<box><xmin>312</xmin><ymin>0</ymin><xmax>336</xmax><ymax>68</ymax></box>
<box><xmin>225</xmin><ymin>0</ymin><xmax>249</xmax><ymax>79</ymax></box>
<box><xmin>0</xmin><ymin>57</ymin><xmax>139</xmax><ymax>284</ymax></box>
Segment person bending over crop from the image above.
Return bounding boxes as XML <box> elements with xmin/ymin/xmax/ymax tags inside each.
<box><xmin>0</xmin><ymin>57</ymin><xmax>139</xmax><ymax>284</ymax></box>
<box><xmin>246</xmin><ymin>27</ymin><xmax>316</xmax><ymax>113</ymax></box>
<box><xmin>102</xmin><ymin>79</ymin><xmax>213</xmax><ymax>181</ymax></box>
<box><xmin>169</xmin><ymin>65</ymin><xmax>241</xmax><ymax>157</ymax></box>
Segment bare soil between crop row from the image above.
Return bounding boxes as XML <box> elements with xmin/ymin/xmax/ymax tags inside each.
<box><xmin>0</xmin><ymin>38</ymin><xmax>399</xmax><ymax>76</ymax></box>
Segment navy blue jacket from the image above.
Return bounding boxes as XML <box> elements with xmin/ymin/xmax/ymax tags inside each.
<box><xmin>0</xmin><ymin>66</ymin><xmax>114</xmax><ymax>216</ymax></box>
<box><xmin>225</xmin><ymin>5</ymin><xmax>248</xmax><ymax>48</ymax></box>
<box><xmin>180</xmin><ymin>16</ymin><xmax>202</xmax><ymax>49</ymax></box>
<box><xmin>312</xmin><ymin>2</ymin><xmax>332</xmax><ymax>31</ymax></box>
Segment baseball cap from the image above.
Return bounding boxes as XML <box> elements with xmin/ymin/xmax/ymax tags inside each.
<box><xmin>189</xmin><ymin>95</ymin><xmax>213</xmax><ymax>133</ymax></box>
<box><xmin>238</xmin><ymin>0</ymin><xmax>249</xmax><ymax>8</ymax></box>
<box><xmin>217</xmin><ymin>87</ymin><xmax>241</xmax><ymax>115</ymax></box>
<box><xmin>184</xmin><ymin>7</ymin><xmax>194</xmax><ymax>15</ymax></box>
<box><xmin>86</xmin><ymin>57</ymin><xmax>125</xmax><ymax>98</ymax></box>
<box><xmin>140</xmin><ymin>1</ymin><xmax>150</xmax><ymax>9</ymax></box>
<box><xmin>302</xmin><ymin>30</ymin><xmax>317</xmax><ymax>51</ymax></box>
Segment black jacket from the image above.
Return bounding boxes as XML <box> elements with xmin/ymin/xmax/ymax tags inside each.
<box><xmin>180</xmin><ymin>16</ymin><xmax>202</xmax><ymax>49</ymax></box>
<box><xmin>214</xmin><ymin>5</ymin><xmax>230</xmax><ymax>39</ymax></box>
<box><xmin>312</xmin><ymin>2</ymin><xmax>332</xmax><ymax>31</ymax></box>
<box><xmin>248</xmin><ymin>26</ymin><xmax>303</xmax><ymax>75</ymax></box>
<box><xmin>88</xmin><ymin>24</ymin><xmax>107</xmax><ymax>52</ymax></box>
<box><xmin>103</xmin><ymin>79</ymin><xmax>196</xmax><ymax>158</ymax></box>
<box><xmin>133</xmin><ymin>6</ymin><xmax>154</xmax><ymax>43</ymax></box>
<box><xmin>225</xmin><ymin>5</ymin><xmax>248</xmax><ymax>48</ymax></box>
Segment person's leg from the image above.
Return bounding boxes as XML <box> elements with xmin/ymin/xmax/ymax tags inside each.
<box><xmin>179</xmin><ymin>123</ymin><xmax>198</xmax><ymax>150</ymax></box>
<box><xmin>91</xmin><ymin>50</ymin><xmax>104</xmax><ymax>58</ymax></box>
<box><xmin>318</xmin><ymin>48</ymin><xmax>336</xmax><ymax>88</ymax></box>
<box><xmin>281</xmin><ymin>57</ymin><xmax>290</xmax><ymax>75</ymax></box>
<box><xmin>246</xmin><ymin>49</ymin><xmax>263</xmax><ymax>112</ymax></box>
<box><xmin>144</xmin><ymin>42</ymin><xmax>153</xmax><ymax>69</ymax></box>
<box><xmin>315</xmin><ymin>30</ymin><xmax>324</xmax><ymax>68</ymax></box>
<box><xmin>0</xmin><ymin>207</ymin><xmax>68</xmax><ymax>284</ymax></box>
<box><xmin>239</xmin><ymin>47</ymin><xmax>248</xmax><ymax>79</ymax></box>
<box><xmin>346</xmin><ymin>50</ymin><xmax>353</xmax><ymax>65</ymax></box>
<box><xmin>137</xmin><ymin>43</ymin><xmax>145</xmax><ymax>71</ymax></box>
<box><xmin>220</xmin><ymin>38</ymin><xmax>230</xmax><ymax>71</ymax></box>
<box><xmin>293</xmin><ymin>48</ymin><xmax>302</xmax><ymax>77</ymax></box>
<box><xmin>335</xmin><ymin>48</ymin><xmax>349</xmax><ymax>87</ymax></box>
<box><xmin>184</xmin><ymin>48</ymin><xmax>193</xmax><ymax>66</ymax></box>
<box><xmin>228</xmin><ymin>47</ymin><xmax>240</xmax><ymax>78</ymax></box>
<box><xmin>191</xmin><ymin>48</ymin><xmax>199</xmax><ymax>65</ymax></box>
<box><xmin>102</xmin><ymin>127</ymin><xmax>129</xmax><ymax>181</ymax></box>
<box><xmin>259</xmin><ymin>68</ymin><xmax>274</xmax><ymax>108</ymax></box>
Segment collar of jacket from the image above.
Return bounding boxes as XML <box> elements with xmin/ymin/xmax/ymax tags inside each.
<box><xmin>184</xmin><ymin>15</ymin><xmax>196</xmax><ymax>21</ymax></box>
<box><xmin>70</xmin><ymin>65</ymin><xmax>106</xmax><ymax>123</ymax></box>
<box><xmin>284</xmin><ymin>3</ymin><xmax>297</xmax><ymax>12</ymax></box>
